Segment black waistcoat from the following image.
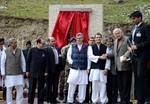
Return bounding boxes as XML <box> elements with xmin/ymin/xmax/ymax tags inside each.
<box><xmin>91</xmin><ymin>44</ymin><xmax>107</xmax><ymax>70</ymax></box>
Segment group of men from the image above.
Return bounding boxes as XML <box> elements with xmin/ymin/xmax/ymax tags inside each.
<box><xmin>0</xmin><ymin>10</ymin><xmax>150</xmax><ymax>104</ymax></box>
<box><xmin>66</xmin><ymin>10</ymin><xmax>150</xmax><ymax>104</ymax></box>
<box><xmin>0</xmin><ymin>37</ymin><xmax>62</xmax><ymax>104</ymax></box>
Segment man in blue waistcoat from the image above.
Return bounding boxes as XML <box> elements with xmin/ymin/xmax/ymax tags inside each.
<box><xmin>67</xmin><ymin>32</ymin><xmax>89</xmax><ymax>104</ymax></box>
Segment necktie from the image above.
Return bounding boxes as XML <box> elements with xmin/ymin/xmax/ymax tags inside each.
<box><xmin>53</xmin><ymin>47</ymin><xmax>59</xmax><ymax>64</ymax></box>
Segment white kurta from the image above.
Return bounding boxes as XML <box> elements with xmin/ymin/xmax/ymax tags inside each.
<box><xmin>67</xmin><ymin>44</ymin><xmax>88</xmax><ymax>85</ymax></box>
<box><xmin>0</xmin><ymin>49</ymin><xmax>3</xmax><ymax>87</ymax></box>
<box><xmin>0</xmin><ymin>46</ymin><xmax>6</xmax><ymax>87</ymax></box>
<box><xmin>67</xmin><ymin>44</ymin><xmax>89</xmax><ymax>103</ymax></box>
<box><xmin>88</xmin><ymin>46</ymin><xmax>107</xmax><ymax>82</ymax></box>
<box><xmin>1</xmin><ymin>49</ymin><xmax>26</xmax><ymax>87</ymax></box>
<box><xmin>67</xmin><ymin>68</ymin><xmax>88</xmax><ymax>84</ymax></box>
<box><xmin>88</xmin><ymin>45</ymin><xmax>109</xmax><ymax>103</ymax></box>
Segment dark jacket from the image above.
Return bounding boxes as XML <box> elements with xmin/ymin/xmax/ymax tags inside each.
<box><xmin>45</xmin><ymin>46</ymin><xmax>55</xmax><ymax>73</ymax></box>
<box><xmin>129</xmin><ymin>23</ymin><xmax>150</xmax><ymax>59</ymax></box>
<box><xmin>27</xmin><ymin>47</ymin><xmax>47</xmax><ymax>77</ymax></box>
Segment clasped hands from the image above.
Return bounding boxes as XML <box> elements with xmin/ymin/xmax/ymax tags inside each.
<box><xmin>99</xmin><ymin>54</ymin><xmax>107</xmax><ymax>60</ymax></box>
<box><xmin>128</xmin><ymin>44</ymin><xmax>137</xmax><ymax>53</ymax></box>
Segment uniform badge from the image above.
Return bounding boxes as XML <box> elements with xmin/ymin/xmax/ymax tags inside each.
<box><xmin>136</xmin><ymin>32</ymin><xmax>141</xmax><ymax>37</ymax></box>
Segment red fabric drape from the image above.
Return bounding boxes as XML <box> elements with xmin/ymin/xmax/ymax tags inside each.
<box><xmin>51</xmin><ymin>11</ymin><xmax>89</xmax><ymax>48</ymax></box>
<box><xmin>71</xmin><ymin>12</ymin><xmax>89</xmax><ymax>43</ymax></box>
<box><xmin>51</xmin><ymin>11</ymin><xmax>74</xmax><ymax>48</ymax></box>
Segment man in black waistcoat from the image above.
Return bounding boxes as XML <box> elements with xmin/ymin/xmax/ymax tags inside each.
<box><xmin>88</xmin><ymin>33</ymin><xmax>107</xmax><ymax>104</ymax></box>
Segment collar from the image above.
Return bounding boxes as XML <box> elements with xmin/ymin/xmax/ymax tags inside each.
<box><xmin>137</xmin><ymin>22</ymin><xmax>143</xmax><ymax>27</ymax></box>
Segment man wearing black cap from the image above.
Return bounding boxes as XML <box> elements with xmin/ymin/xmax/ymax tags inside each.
<box><xmin>128</xmin><ymin>11</ymin><xmax>150</xmax><ymax>104</ymax></box>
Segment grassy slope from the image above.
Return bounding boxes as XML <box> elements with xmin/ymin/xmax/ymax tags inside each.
<box><xmin>0</xmin><ymin>0</ymin><xmax>149</xmax><ymax>23</ymax></box>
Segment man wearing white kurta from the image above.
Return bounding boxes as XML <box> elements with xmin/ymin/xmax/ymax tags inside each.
<box><xmin>0</xmin><ymin>38</ymin><xmax>6</xmax><ymax>87</ymax></box>
<box><xmin>88</xmin><ymin>33</ymin><xmax>108</xmax><ymax>104</ymax></box>
<box><xmin>1</xmin><ymin>38</ymin><xmax>26</xmax><ymax>104</ymax></box>
<box><xmin>67</xmin><ymin>32</ymin><xmax>89</xmax><ymax>103</ymax></box>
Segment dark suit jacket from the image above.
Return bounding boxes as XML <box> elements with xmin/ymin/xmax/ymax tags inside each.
<box><xmin>23</xmin><ymin>48</ymin><xmax>31</xmax><ymax>69</ymax></box>
<box><xmin>27</xmin><ymin>47</ymin><xmax>47</xmax><ymax>77</ymax></box>
<box><xmin>23</xmin><ymin>48</ymin><xmax>29</xmax><ymax>62</ymax></box>
<box><xmin>129</xmin><ymin>23</ymin><xmax>150</xmax><ymax>59</ymax></box>
<box><xmin>56</xmin><ymin>47</ymin><xmax>63</xmax><ymax>71</ymax></box>
<box><xmin>45</xmin><ymin>46</ymin><xmax>55</xmax><ymax>73</ymax></box>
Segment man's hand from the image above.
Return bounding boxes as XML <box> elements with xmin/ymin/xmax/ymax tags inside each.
<box><xmin>128</xmin><ymin>44</ymin><xmax>137</xmax><ymax>55</ymax></box>
<box><xmin>99</xmin><ymin>54</ymin><xmax>107</xmax><ymax>59</ymax></box>
<box><xmin>86</xmin><ymin>69</ymin><xmax>90</xmax><ymax>74</ymax></box>
<box><xmin>131</xmin><ymin>44</ymin><xmax>137</xmax><ymax>50</ymax></box>
<box><xmin>26</xmin><ymin>72</ymin><xmax>30</xmax><ymax>78</ymax></box>
<box><xmin>103</xmin><ymin>69</ymin><xmax>108</xmax><ymax>76</ymax></box>
<box><xmin>128</xmin><ymin>46</ymin><xmax>133</xmax><ymax>53</ymax></box>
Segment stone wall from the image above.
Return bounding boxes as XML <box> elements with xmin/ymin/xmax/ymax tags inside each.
<box><xmin>104</xmin><ymin>23</ymin><xmax>132</xmax><ymax>36</ymax></box>
<box><xmin>0</xmin><ymin>16</ymin><xmax>132</xmax><ymax>48</ymax></box>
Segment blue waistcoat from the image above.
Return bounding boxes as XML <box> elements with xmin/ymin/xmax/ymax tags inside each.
<box><xmin>71</xmin><ymin>44</ymin><xmax>88</xmax><ymax>70</ymax></box>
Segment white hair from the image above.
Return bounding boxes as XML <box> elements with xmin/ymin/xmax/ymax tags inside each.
<box><xmin>113</xmin><ymin>28</ymin><xmax>123</xmax><ymax>35</ymax></box>
<box><xmin>8</xmin><ymin>38</ymin><xmax>16</xmax><ymax>45</ymax></box>
<box><xmin>49</xmin><ymin>36</ymin><xmax>55</xmax><ymax>40</ymax></box>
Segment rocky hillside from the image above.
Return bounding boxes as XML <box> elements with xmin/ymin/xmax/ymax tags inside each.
<box><xmin>0</xmin><ymin>16</ymin><xmax>48</xmax><ymax>48</ymax></box>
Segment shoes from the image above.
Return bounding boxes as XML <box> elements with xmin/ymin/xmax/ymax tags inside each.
<box><xmin>67</xmin><ymin>102</ymin><xmax>73</xmax><ymax>104</ymax></box>
<box><xmin>56</xmin><ymin>96</ymin><xmax>65</xmax><ymax>103</ymax></box>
